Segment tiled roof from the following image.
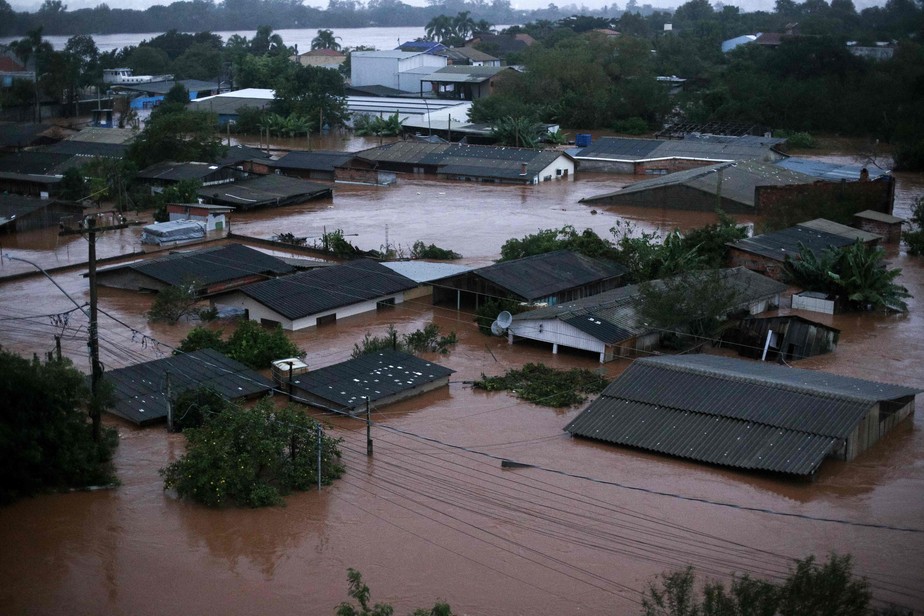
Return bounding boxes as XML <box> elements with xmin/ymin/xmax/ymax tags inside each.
<box><xmin>96</xmin><ymin>243</ymin><xmax>295</xmax><ymax>289</ymax></box>
<box><xmin>292</xmin><ymin>349</ymin><xmax>453</xmax><ymax>412</ymax></box>
<box><xmin>235</xmin><ymin>259</ymin><xmax>417</xmax><ymax>320</ymax></box>
<box><xmin>565</xmin><ymin>354</ymin><xmax>920</xmax><ymax>475</ymax></box>
<box><xmin>104</xmin><ymin>348</ymin><xmax>275</xmax><ymax>425</ymax></box>
<box><xmin>474</xmin><ymin>250</ymin><xmax>627</xmax><ymax>301</ymax></box>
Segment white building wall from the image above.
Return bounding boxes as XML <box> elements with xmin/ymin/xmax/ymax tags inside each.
<box><xmin>509</xmin><ymin>319</ymin><xmax>605</xmax><ymax>354</ymax></box>
<box><xmin>534</xmin><ymin>156</ymin><xmax>575</xmax><ymax>182</ymax></box>
<box><xmin>214</xmin><ymin>291</ymin><xmax>404</xmax><ymax>331</ymax></box>
<box><xmin>352</xmin><ymin>54</ymin><xmax>401</xmax><ymax>89</ymax></box>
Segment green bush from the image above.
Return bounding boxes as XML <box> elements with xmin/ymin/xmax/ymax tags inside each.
<box><xmin>410</xmin><ymin>241</ymin><xmax>461</xmax><ymax>260</ymax></box>
<box><xmin>473</xmin><ymin>363</ymin><xmax>609</xmax><ymax>407</ymax></box>
<box><xmin>777</xmin><ymin>130</ymin><xmax>817</xmax><ymax>149</ymax></box>
<box><xmin>351</xmin><ymin>323</ymin><xmax>458</xmax><ymax>358</ymax></box>
<box><xmin>612</xmin><ymin>116</ymin><xmax>649</xmax><ymax>135</ymax></box>
<box><xmin>176</xmin><ymin>320</ymin><xmax>302</xmax><ymax>369</ymax></box>
<box><xmin>161</xmin><ymin>400</ymin><xmax>343</xmax><ymax>508</ymax></box>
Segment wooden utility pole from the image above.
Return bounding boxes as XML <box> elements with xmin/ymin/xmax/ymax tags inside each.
<box><xmin>317</xmin><ymin>423</ymin><xmax>323</xmax><ymax>491</ymax></box>
<box><xmin>87</xmin><ymin>217</ymin><xmax>103</xmax><ymax>442</ymax></box>
<box><xmin>366</xmin><ymin>401</ymin><xmax>373</xmax><ymax>457</ymax></box>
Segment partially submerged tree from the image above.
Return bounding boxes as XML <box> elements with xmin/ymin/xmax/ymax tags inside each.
<box><xmin>336</xmin><ymin>568</ymin><xmax>454</xmax><ymax>616</ymax></box>
<box><xmin>351</xmin><ymin>323</ymin><xmax>457</xmax><ymax>358</ymax></box>
<box><xmin>177</xmin><ymin>320</ymin><xmax>302</xmax><ymax>369</ymax></box>
<box><xmin>146</xmin><ymin>278</ymin><xmax>208</xmax><ymax>324</ymax></box>
<box><xmin>0</xmin><ymin>349</ymin><xmax>118</xmax><ymax>504</ymax></box>
<box><xmin>161</xmin><ymin>399</ymin><xmax>343</xmax><ymax>507</ymax></box>
<box><xmin>641</xmin><ymin>553</ymin><xmax>908</xmax><ymax>616</ymax></box>
<box><xmin>473</xmin><ymin>363</ymin><xmax>608</xmax><ymax>407</ymax></box>
<box><xmin>783</xmin><ymin>241</ymin><xmax>911</xmax><ymax>312</ymax></box>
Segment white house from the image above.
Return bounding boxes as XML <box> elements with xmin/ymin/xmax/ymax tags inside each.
<box><xmin>351</xmin><ymin>50</ymin><xmax>447</xmax><ymax>93</ymax></box>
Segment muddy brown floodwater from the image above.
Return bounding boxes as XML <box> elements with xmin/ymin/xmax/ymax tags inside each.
<box><xmin>0</xmin><ymin>144</ymin><xmax>922</xmax><ymax>615</ymax></box>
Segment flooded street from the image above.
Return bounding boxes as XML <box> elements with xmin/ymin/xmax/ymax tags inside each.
<box><xmin>0</xmin><ymin>147</ymin><xmax>923</xmax><ymax>615</ymax></box>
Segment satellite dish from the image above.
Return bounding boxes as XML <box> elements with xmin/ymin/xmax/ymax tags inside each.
<box><xmin>496</xmin><ymin>311</ymin><xmax>513</xmax><ymax>329</ymax></box>
<box><xmin>490</xmin><ymin>321</ymin><xmax>505</xmax><ymax>336</ymax></box>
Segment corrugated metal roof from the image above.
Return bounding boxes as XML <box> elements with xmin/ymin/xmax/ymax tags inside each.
<box><xmin>0</xmin><ymin>194</ymin><xmax>81</xmax><ymax>221</ymax></box>
<box><xmin>582</xmin><ymin>161</ymin><xmax>817</xmax><ymax>208</ymax></box>
<box><xmin>854</xmin><ymin>209</ymin><xmax>904</xmax><ymax>224</ymax></box>
<box><xmin>96</xmin><ymin>243</ymin><xmax>295</xmax><ymax>289</ymax></box>
<box><xmin>799</xmin><ymin>218</ymin><xmax>881</xmax><ymax>243</ymax></box>
<box><xmin>271</xmin><ymin>150</ymin><xmax>355</xmax><ymax>172</ymax></box>
<box><xmin>104</xmin><ymin>348</ymin><xmax>274</xmax><ymax>425</ymax></box>
<box><xmin>137</xmin><ymin>161</ymin><xmax>227</xmax><ymax>181</ymax></box>
<box><xmin>0</xmin><ymin>151</ymin><xmax>74</xmax><ymax>175</ymax></box>
<box><xmin>42</xmin><ymin>140</ymin><xmax>128</xmax><ymax>158</ymax></box>
<box><xmin>475</xmin><ymin>250</ymin><xmax>627</xmax><ymax>301</ymax></box>
<box><xmin>565</xmin><ymin>354</ymin><xmax>920</xmax><ymax>475</ymax></box>
<box><xmin>575</xmin><ymin>135</ymin><xmax>782</xmax><ymax>162</ymax></box>
<box><xmin>575</xmin><ymin>137</ymin><xmax>662</xmax><ymax>159</ymax></box>
<box><xmin>356</xmin><ymin>142</ymin><xmax>570</xmax><ymax>170</ymax></box>
<box><xmin>729</xmin><ymin>224</ymin><xmax>857</xmax><ymax>262</ymax></box>
<box><xmin>197</xmin><ymin>175</ymin><xmax>331</xmax><ymax>209</ymax></box>
<box><xmin>291</xmin><ymin>349</ymin><xmax>454</xmax><ymax>412</ymax></box>
<box><xmin>236</xmin><ymin>259</ymin><xmax>417</xmax><ymax>320</ymax></box>
<box><xmin>775</xmin><ymin>157</ymin><xmax>888</xmax><ymax>181</ymax></box>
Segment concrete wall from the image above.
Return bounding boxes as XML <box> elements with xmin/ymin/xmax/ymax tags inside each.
<box><xmin>756</xmin><ymin>177</ymin><xmax>895</xmax><ymax>217</ymax></box>
<box><xmin>792</xmin><ymin>293</ymin><xmax>835</xmax><ymax>314</ymax></box>
<box><xmin>727</xmin><ymin>247</ymin><xmax>786</xmax><ymax>280</ymax></box>
<box><xmin>855</xmin><ymin>218</ymin><xmax>902</xmax><ymax>244</ymax></box>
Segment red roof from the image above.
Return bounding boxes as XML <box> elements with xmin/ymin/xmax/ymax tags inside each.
<box><xmin>0</xmin><ymin>56</ymin><xmax>26</xmax><ymax>72</ymax></box>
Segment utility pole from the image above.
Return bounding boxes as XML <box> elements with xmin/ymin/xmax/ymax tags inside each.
<box><xmin>366</xmin><ymin>400</ymin><xmax>373</xmax><ymax>457</ymax></box>
<box><xmin>317</xmin><ymin>423</ymin><xmax>323</xmax><ymax>491</ymax></box>
<box><xmin>165</xmin><ymin>370</ymin><xmax>173</xmax><ymax>432</ymax></box>
<box><xmin>87</xmin><ymin>217</ymin><xmax>103</xmax><ymax>442</ymax></box>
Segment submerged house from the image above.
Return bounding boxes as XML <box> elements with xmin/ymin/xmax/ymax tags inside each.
<box><xmin>94</xmin><ymin>243</ymin><xmax>295</xmax><ymax>295</ymax></box>
<box><xmin>507</xmin><ymin>267</ymin><xmax>786</xmax><ymax>362</ymax></box>
<box><xmin>727</xmin><ymin>219</ymin><xmax>881</xmax><ymax>280</ymax></box>
<box><xmin>722</xmin><ymin>314</ymin><xmax>840</xmax><ymax>361</ymax></box>
<box><xmin>434</xmin><ymin>250</ymin><xmax>627</xmax><ymax>310</ymax></box>
<box><xmin>196</xmin><ymin>174</ymin><xmax>332</xmax><ymax>210</ymax></box>
<box><xmin>290</xmin><ymin>349</ymin><xmax>454</xmax><ymax>414</ymax></box>
<box><xmin>211</xmin><ymin>259</ymin><xmax>418</xmax><ymax>331</ymax></box>
<box><xmin>0</xmin><ymin>194</ymin><xmax>84</xmax><ymax>233</ymax></box>
<box><xmin>565</xmin><ymin>354</ymin><xmax>920</xmax><ymax>476</ymax></box>
<box><xmin>103</xmin><ymin>348</ymin><xmax>275</xmax><ymax>426</ymax></box>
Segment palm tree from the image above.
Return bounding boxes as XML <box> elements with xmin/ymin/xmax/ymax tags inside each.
<box><xmin>451</xmin><ymin>11</ymin><xmax>477</xmax><ymax>41</ymax></box>
<box><xmin>425</xmin><ymin>15</ymin><xmax>454</xmax><ymax>43</ymax></box>
<box><xmin>311</xmin><ymin>29</ymin><xmax>342</xmax><ymax>51</ymax></box>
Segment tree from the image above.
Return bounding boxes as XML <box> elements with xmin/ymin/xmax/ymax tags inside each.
<box><xmin>271</xmin><ymin>63</ymin><xmax>349</xmax><ymax>129</ymax></box>
<box><xmin>249</xmin><ymin>25</ymin><xmax>289</xmax><ymax>56</ymax></box>
<box><xmin>0</xmin><ymin>349</ymin><xmax>118</xmax><ymax>505</ymax></box>
<box><xmin>640</xmin><ymin>553</ymin><xmax>899</xmax><ymax>616</ymax></box>
<box><xmin>903</xmin><ymin>196</ymin><xmax>924</xmax><ymax>256</ymax></box>
<box><xmin>177</xmin><ymin>320</ymin><xmax>303</xmax><ymax>370</ymax></box>
<box><xmin>783</xmin><ymin>241</ymin><xmax>911</xmax><ymax>312</ymax></box>
<box><xmin>160</xmin><ymin>399</ymin><xmax>344</xmax><ymax>507</ymax></box>
<box><xmin>336</xmin><ymin>568</ymin><xmax>454</xmax><ymax>616</ymax></box>
<box><xmin>127</xmin><ymin>108</ymin><xmax>225</xmax><ymax>169</ymax></box>
<box><xmin>311</xmin><ymin>28</ymin><xmax>342</xmax><ymax>51</ymax></box>
<box><xmin>637</xmin><ymin>268</ymin><xmax>745</xmax><ymax>348</ymax></box>
<box><xmin>146</xmin><ymin>278</ymin><xmax>207</xmax><ymax>324</ymax></box>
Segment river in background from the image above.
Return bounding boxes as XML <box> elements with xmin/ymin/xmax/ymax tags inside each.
<box><xmin>0</xmin><ymin>153</ymin><xmax>922</xmax><ymax>615</ymax></box>
<box><xmin>0</xmin><ymin>26</ymin><xmax>512</xmax><ymax>52</ymax></box>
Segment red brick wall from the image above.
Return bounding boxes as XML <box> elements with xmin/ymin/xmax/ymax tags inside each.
<box><xmin>756</xmin><ymin>177</ymin><xmax>894</xmax><ymax>219</ymax></box>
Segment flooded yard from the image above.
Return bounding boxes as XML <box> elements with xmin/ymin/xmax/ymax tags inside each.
<box><xmin>0</xmin><ymin>152</ymin><xmax>922</xmax><ymax>615</ymax></box>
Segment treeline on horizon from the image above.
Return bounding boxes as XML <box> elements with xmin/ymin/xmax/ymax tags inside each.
<box><xmin>1</xmin><ymin>0</ymin><xmax>921</xmax><ymax>38</ymax></box>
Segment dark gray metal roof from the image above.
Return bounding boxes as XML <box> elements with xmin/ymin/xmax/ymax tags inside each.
<box><xmin>475</xmin><ymin>250</ymin><xmax>627</xmax><ymax>301</ymax></box>
<box><xmin>196</xmin><ymin>174</ymin><xmax>332</xmax><ymax>210</ymax></box>
<box><xmin>218</xmin><ymin>144</ymin><xmax>272</xmax><ymax>165</ymax></box>
<box><xmin>103</xmin><ymin>348</ymin><xmax>274</xmax><ymax>425</ymax></box>
<box><xmin>356</xmin><ymin>142</ymin><xmax>571</xmax><ymax>171</ymax></box>
<box><xmin>775</xmin><ymin>157</ymin><xmax>888</xmax><ymax>181</ymax></box>
<box><xmin>292</xmin><ymin>349</ymin><xmax>453</xmax><ymax>412</ymax></box>
<box><xmin>42</xmin><ymin>140</ymin><xmax>128</xmax><ymax>158</ymax></box>
<box><xmin>581</xmin><ymin>161</ymin><xmax>816</xmax><ymax>208</ymax></box>
<box><xmin>96</xmin><ymin>243</ymin><xmax>295</xmax><ymax>290</ymax></box>
<box><xmin>575</xmin><ymin>135</ymin><xmax>782</xmax><ymax>162</ymax></box>
<box><xmin>0</xmin><ymin>194</ymin><xmax>80</xmax><ymax>221</ymax></box>
<box><xmin>565</xmin><ymin>354</ymin><xmax>920</xmax><ymax>475</ymax></box>
<box><xmin>271</xmin><ymin>150</ymin><xmax>355</xmax><ymax>172</ymax></box>
<box><xmin>0</xmin><ymin>151</ymin><xmax>74</xmax><ymax>175</ymax></box>
<box><xmin>729</xmin><ymin>224</ymin><xmax>858</xmax><ymax>262</ymax></box>
<box><xmin>235</xmin><ymin>259</ymin><xmax>417</xmax><ymax>320</ymax></box>
<box><xmin>137</xmin><ymin>161</ymin><xmax>229</xmax><ymax>182</ymax></box>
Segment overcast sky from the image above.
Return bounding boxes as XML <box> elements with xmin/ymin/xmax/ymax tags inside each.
<box><xmin>9</xmin><ymin>0</ymin><xmax>886</xmax><ymax>17</ymax></box>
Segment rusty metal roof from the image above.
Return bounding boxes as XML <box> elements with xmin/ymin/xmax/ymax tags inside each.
<box><xmin>565</xmin><ymin>354</ymin><xmax>920</xmax><ymax>475</ymax></box>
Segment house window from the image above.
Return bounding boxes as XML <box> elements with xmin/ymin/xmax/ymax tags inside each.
<box><xmin>260</xmin><ymin>318</ymin><xmax>280</xmax><ymax>328</ymax></box>
<box><xmin>317</xmin><ymin>314</ymin><xmax>337</xmax><ymax>326</ymax></box>
<box><xmin>377</xmin><ymin>297</ymin><xmax>396</xmax><ymax>310</ymax></box>
<box><xmin>556</xmin><ymin>169</ymin><xmax>562</xmax><ymax>176</ymax></box>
